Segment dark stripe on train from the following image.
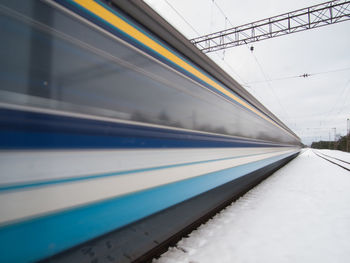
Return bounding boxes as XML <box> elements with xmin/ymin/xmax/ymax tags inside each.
<box><xmin>54</xmin><ymin>0</ymin><xmax>281</xmax><ymax>128</ymax></box>
<box><xmin>0</xmin><ymin>0</ymin><xmax>298</xmax><ymax>145</ymax></box>
<box><xmin>0</xmin><ymin>108</ymin><xmax>289</xmax><ymax>149</ymax></box>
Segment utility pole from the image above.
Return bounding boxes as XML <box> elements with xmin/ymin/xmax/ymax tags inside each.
<box><xmin>347</xmin><ymin>118</ymin><xmax>349</xmax><ymax>152</ymax></box>
<box><xmin>333</xmin><ymin>127</ymin><xmax>337</xmax><ymax>150</ymax></box>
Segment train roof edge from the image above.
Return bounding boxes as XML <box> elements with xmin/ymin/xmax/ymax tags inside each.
<box><xmin>106</xmin><ymin>0</ymin><xmax>300</xmax><ymax>141</ymax></box>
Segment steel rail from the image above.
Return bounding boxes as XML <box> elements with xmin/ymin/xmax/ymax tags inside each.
<box><xmin>317</xmin><ymin>151</ymin><xmax>350</xmax><ymax>165</ymax></box>
<box><xmin>313</xmin><ymin>150</ymin><xmax>350</xmax><ymax>171</ymax></box>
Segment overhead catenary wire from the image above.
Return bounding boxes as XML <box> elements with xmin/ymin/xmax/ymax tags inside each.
<box><xmin>209</xmin><ymin>47</ymin><xmax>247</xmax><ymax>85</ymax></box>
<box><xmin>328</xmin><ymin>78</ymin><xmax>350</xmax><ymax>117</ymax></box>
<box><xmin>163</xmin><ymin>0</ymin><xmax>246</xmax><ymax>84</ymax></box>
<box><xmin>209</xmin><ymin>0</ymin><xmax>348</xmax><ymax>134</ymax></box>
<box><xmin>164</xmin><ymin>0</ymin><xmax>201</xmax><ymax>37</ymax></box>
<box><xmin>208</xmin><ymin>0</ymin><xmax>247</xmax><ymax>85</ymax></box>
<box><xmin>299</xmin><ymin>78</ymin><xmax>350</xmax><ymax>128</ymax></box>
<box><xmin>325</xmin><ymin>78</ymin><xmax>350</xmax><ymax>116</ymax></box>
<box><xmin>250</xmin><ymin>51</ymin><xmax>291</xmax><ymax>120</ymax></box>
<box><xmin>212</xmin><ymin>0</ymin><xmax>235</xmax><ymax>27</ymax></box>
<box><xmin>208</xmin><ymin>0</ymin><xmax>291</xmax><ymax>120</ymax></box>
<box><xmin>164</xmin><ymin>0</ymin><xmax>314</xmax><ymax>127</ymax></box>
<box><xmin>246</xmin><ymin>66</ymin><xmax>350</xmax><ymax>84</ymax></box>
<box><xmin>164</xmin><ymin>0</ymin><xmax>247</xmax><ymax>84</ymax></box>
<box><xmin>157</xmin><ymin>1</ymin><xmax>349</xmax><ymax>145</ymax></box>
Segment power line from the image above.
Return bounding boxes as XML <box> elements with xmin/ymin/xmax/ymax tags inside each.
<box><xmin>314</xmin><ymin>66</ymin><xmax>350</xmax><ymax>76</ymax></box>
<box><xmin>206</xmin><ymin>0</ymin><xmax>350</xmax><ymax>123</ymax></box>
<box><xmin>314</xmin><ymin>78</ymin><xmax>350</xmax><ymax>131</ymax></box>
<box><xmin>335</xmin><ymin>78</ymin><xmax>350</xmax><ymax>114</ymax></box>
<box><xmin>326</xmin><ymin>78</ymin><xmax>350</xmax><ymax>116</ymax></box>
<box><xmin>164</xmin><ymin>0</ymin><xmax>246</xmax><ymax>84</ymax></box>
<box><xmin>164</xmin><ymin>0</ymin><xmax>201</xmax><ymax>37</ymax></box>
<box><xmin>250</xmin><ymin>51</ymin><xmax>291</xmax><ymax>120</ymax></box>
<box><xmin>246</xmin><ymin>66</ymin><xmax>350</xmax><ymax>84</ymax></box>
<box><xmin>209</xmin><ymin>0</ymin><xmax>247</xmax><ymax>84</ymax></box>
<box><xmin>213</xmin><ymin>52</ymin><xmax>247</xmax><ymax>85</ymax></box>
<box><xmin>212</xmin><ymin>0</ymin><xmax>234</xmax><ymax>27</ymax></box>
<box><xmin>210</xmin><ymin>0</ymin><xmax>291</xmax><ymax>118</ymax></box>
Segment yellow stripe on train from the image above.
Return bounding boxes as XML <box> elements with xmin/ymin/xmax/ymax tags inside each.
<box><xmin>72</xmin><ymin>0</ymin><xmax>283</xmax><ymax>131</ymax></box>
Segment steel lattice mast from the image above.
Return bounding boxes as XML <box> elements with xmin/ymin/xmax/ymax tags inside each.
<box><xmin>191</xmin><ymin>0</ymin><xmax>350</xmax><ymax>53</ymax></box>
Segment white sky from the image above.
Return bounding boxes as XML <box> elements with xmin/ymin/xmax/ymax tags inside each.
<box><xmin>144</xmin><ymin>0</ymin><xmax>350</xmax><ymax>145</ymax></box>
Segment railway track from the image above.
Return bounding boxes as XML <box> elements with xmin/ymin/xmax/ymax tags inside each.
<box><xmin>313</xmin><ymin>150</ymin><xmax>350</xmax><ymax>171</ymax></box>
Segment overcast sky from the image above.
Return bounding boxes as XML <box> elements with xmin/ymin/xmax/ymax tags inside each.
<box><xmin>144</xmin><ymin>0</ymin><xmax>350</xmax><ymax>145</ymax></box>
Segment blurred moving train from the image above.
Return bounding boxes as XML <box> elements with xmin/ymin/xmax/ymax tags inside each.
<box><xmin>0</xmin><ymin>0</ymin><xmax>301</xmax><ymax>262</ymax></box>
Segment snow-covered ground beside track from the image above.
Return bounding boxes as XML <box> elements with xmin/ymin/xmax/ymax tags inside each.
<box><xmin>154</xmin><ymin>149</ymin><xmax>350</xmax><ymax>263</ymax></box>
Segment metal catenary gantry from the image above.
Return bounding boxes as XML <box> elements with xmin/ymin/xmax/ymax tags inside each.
<box><xmin>191</xmin><ymin>0</ymin><xmax>350</xmax><ymax>53</ymax></box>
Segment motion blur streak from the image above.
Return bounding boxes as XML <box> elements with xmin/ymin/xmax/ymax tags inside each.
<box><xmin>0</xmin><ymin>0</ymin><xmax>300</xmax><ymax>262</ymax></box>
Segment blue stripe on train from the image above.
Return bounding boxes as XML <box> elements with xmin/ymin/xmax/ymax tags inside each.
<box><xmin>0</xmin><ymin>108</ymin><xmax>287</xmax><ymax>149</ymax></box>
<box><xmin>0</xmin><ymin>151</ymin><xmax>297</xmax><ymax>263</ymax></box>
<box><xmin>0</xmin><ymin>151</ymin><xmax>277</xmax><ymax>192</ymax></box>
<box><xmin>54</xmin><ymin>0</ymin><xmax>279</xmax><ymax>127</ymax></box>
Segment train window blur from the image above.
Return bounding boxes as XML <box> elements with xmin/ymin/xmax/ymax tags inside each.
<box><xmin>0</xmin><ymin>0</ymin><xmax>296</xmax><ymax>144</ymax></box>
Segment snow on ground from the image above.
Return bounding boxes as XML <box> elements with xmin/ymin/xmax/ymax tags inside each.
<box><xmin>154</xmin><ymin>149</ymin><xmax>350</xmax><ymax>263</ymax></box>
<box><xmin>318</xmin><ymin>149</ymin><xmax>350</xmax><ymax>163</ymax></box>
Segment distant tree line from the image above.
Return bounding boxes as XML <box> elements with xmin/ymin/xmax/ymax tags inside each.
<box><xmin>311</xmin><ymin>134</ymin><xmax>350</xmax><ymax>152</ymax></box>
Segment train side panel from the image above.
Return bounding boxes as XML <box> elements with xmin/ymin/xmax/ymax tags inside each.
<box><xmin>0</xmin><ymin>0</ymin><xmax>300</xmax><ymax>262</ymax></box>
